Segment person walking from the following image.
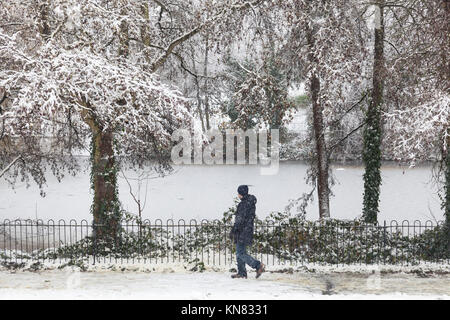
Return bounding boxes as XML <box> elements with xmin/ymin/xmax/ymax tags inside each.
<box><xmin>229</xmin><ymin>185</ymin><xmax>265</xmax><ymax>279</ymax></box>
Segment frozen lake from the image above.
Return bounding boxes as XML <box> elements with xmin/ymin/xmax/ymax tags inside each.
<box><xmin>0</xmin><ymin>160</ymin><xmax>443</xmax><ymax>222</ymax></box>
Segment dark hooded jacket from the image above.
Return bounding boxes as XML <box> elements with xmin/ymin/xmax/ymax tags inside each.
<box><xmin>230</xmin><ymin>194</ymin><xmax>257</xmax><ymax>245</ymax></box>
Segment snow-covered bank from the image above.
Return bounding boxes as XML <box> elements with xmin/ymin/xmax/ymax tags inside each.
<box><xmin>2</xmin><ymin>249</ymin><xmax>450</xmax><ymax>275</ymax></box>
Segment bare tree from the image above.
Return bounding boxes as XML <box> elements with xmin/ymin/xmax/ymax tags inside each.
<box><xmin>382</xmin><ymin>0</ymin><xmax>449</xmax><ymax>232</ymax></box>
<box><xmin>272</xmin><ymin>0</ymin><xmax>370</xmax><ymax>219</ymax></box>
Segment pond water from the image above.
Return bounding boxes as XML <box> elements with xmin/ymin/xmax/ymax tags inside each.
<box><xmin>0</xmin><ymin>160</ymin><xmax>443</xmax><ymax>223</ymax></box>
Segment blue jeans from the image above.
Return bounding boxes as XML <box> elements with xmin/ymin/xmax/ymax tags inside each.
<box><xmin>236</xmin><ymin>242</ymin><xmax>261</xmax><ymax>277</ymax></box>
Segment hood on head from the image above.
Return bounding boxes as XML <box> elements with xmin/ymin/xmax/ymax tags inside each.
<box><xmin>237</xmin><ymin>185</ymin><xmax>249</xmax><ymax>196</ymax></box>
<box><xmin>243</xmin><ymin>194</ymin><xmax>257</xmax><ymax>205</ymax></box>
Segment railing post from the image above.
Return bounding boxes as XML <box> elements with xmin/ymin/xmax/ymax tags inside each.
<box><xmin>93</xmin><ymin>223</ymin><xmax>97</xmax><ymax>265</ymax></box>
<box><xmin>383</xmin><ymin>220</ymin><xmax>386</xmax><ymax>264</ymax></box>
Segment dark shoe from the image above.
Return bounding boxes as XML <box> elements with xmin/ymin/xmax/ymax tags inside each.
<box><xmin>256</xmin><ymin>263</ymin><xmax>265</xmax><ymax>279</ymax></box>
<box><xmin>231</xmin><ymin>273</ymin><xmax>247</xmax><ymax>279</ymax></box>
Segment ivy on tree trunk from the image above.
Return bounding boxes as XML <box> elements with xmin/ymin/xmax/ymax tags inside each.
<box><xmin>363</xmin><ymin>2</ymin><xmax>384</xmax><ymax>224</ymax></box>
<box><xmin>90</xmin><ymin>129</ymin><xmax>121</xmax><ymax>241</ymax></box>
<box><xmin>445</xmin><ymin>140</ymin><xmax>450</xmax><ymax>255</ymax></box>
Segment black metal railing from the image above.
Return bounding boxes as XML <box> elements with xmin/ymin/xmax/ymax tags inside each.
<box><xmin>0</xmin><ymin>219</ymin><xmax>449</xmax><ymax>266</ymax></box>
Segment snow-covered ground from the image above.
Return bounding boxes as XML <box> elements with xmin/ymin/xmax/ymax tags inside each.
<box><xmin>1</xmin><ymin>264</ymin><xmax>449</xmax><ymax>300</ymax></box>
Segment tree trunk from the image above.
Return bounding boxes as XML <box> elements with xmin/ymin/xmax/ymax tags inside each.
<box><xmin>91</xmin><ymin>126</ymin><xmax>120</xmax><ymax>240</ymax></box>
<box><xmin>80</xmin><ymin>99</ymin><xmax>120</xmax><ymax>240</ymax></box>
<box><xmin>118</xmin><ymin>7</ymin><xmax>129</xmax><ymax>58</ymax></box>
<box><xmin>445</xmin><ymin>133</ymin><xmax>450</xmax><ymax>256</ymax></box>
<box><xmin>307</xmin><ymin>27</ymin><xmax>330</xmax><ymax>220</ymax></box>
<box><xmin>190</xmin><ymin>46</ymin><xmax>206</xmax><ymax>132</ymax></box>
<box><xmin>85</xmin><ymin>1</ymin><xmax>129</xmax><ymax>240</ymax></box>
<box><xmin>311</xmin><ymin>73</ymin><xmax>330</xmax><ymax>219</ymax></box>
<box><xmin>363</xmin><ymin>2</ymin><xmax>384</xmax><ymax>224</ymax></box>
<box><xmin>139</xmin><ymin>2</ymin><xmax>152</xmax><ymax>70</ymax></box>
<box><xmin>37</xmin><ymin>0</ymin><xmax>51</xmax><ymax>39</ymax></box>
<box><xmin>443</xmin><ymin>2</ymin><xmax>450</xmax><ymax>254</ymax></box>
<box><xmin>203</xmin><ymin>36</ymin><xmax>211</xmax><ymax>130</ymax></box>
<box><xmin>140</xmin><ymin>3</ymin><xmax>151</xmax><ymax>47</ymax></box>
<box><xmin>195</xmin><ymin>77</ymin><xmax>206</xmax><ymax>132</ymax></box>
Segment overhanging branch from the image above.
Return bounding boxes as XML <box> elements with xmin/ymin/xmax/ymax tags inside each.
<box><xmin>0</xmin><ymin>155</ymin><xmax>22</xmax><ymax>179</ymax></box>
<box><xmin>327</xmin><ymin>120</ymin><xmax>367</xmax><ymax>160</ymax></box>
<box><xmin>149</xmin><ymin>0</ymin><xmax>263</xmax><ymax>73</ymax></box>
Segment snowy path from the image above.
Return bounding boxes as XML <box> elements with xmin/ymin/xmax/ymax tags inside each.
<box><xmin>0</xmin><ymin>270</ymin><xmax>449</xmax><ymax>299</ymax></box>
